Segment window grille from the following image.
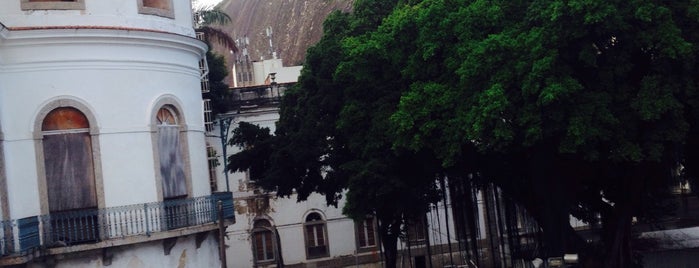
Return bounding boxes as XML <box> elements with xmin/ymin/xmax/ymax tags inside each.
<box><xmin>203</xmin><ymin>99</ymin><xmax>213</xmax><ymax>133</ymax></box>
<box><xmin>206</xmin><ymin>144</ymin><xmax>218</xmax><ymax>192</ymax></box>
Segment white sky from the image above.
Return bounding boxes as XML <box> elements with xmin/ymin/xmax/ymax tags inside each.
<box><xmin>193</xmin><ymin>0</ymin><xmax>224</xmax><ymax>10</ymax></box>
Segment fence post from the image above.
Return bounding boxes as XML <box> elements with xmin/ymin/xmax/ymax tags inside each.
<box><xmin>144</xmin><ymin>203</ymin><xmax>150</xmax><ymax>237</ymax></box>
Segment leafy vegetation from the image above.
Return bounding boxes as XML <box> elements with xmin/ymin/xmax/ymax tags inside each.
<box><xmin>228</xmin><ymin>0</ymin><xmax>699</xmax><ymax>267</ymax></box>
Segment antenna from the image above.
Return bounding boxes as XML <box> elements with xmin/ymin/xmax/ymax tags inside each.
<box><xmin>266</xmin><ymin>26</ymin><xmax>276</xmax><ymax>59</ymax></box>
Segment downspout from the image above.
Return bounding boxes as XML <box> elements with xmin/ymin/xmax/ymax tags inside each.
<box><xmin>0</xmin><ymin>137</ymin><xmax>9</xmax><ymax>220</ymax></box>
<box><xmin>0</xmin><ymin>19</ymin><xmax>12</xmax><ymax>236</ymax></box>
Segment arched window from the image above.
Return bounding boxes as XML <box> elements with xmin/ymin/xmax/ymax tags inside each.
<box><xmin>156</xmin><ymin>106</ymin><xmax>187</xmax><ymax>200</ymax></box>
<box><xmin>304</xmin><ymin>212</ymin><xmax>329</xmax><ymax>259</ymax></box>
<box><xmin>252</xmin><ymin>219</ymin><xmax>276</xmax><ymax>263</ymax></box>
<box><xmin>42</xmin><ymin>107</ymin><xmax>97</xmax><ymax>213</ymax></box>
<box><xmin>41</xmin><ymin>107</ymin><xmax>100</xmax><ymax>245</ymax></box>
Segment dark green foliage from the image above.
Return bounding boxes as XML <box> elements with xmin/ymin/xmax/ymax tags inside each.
<box><xmin>229</xmin><ymin>0</ymin><xmax>699</xmax><ymax>267</ymax></box>
<box><xmin>227</xmin><ymin>122</ymin><xmax>273</xmax><ymax>183</ymax></box>
<box><xmin>203</xmin><ymin>51</ymin><xmax>232</xmax><ymax>117</ymax></box>
<box><xmin>384</xmin><ymin>0</ymin><xmax>699</xmax><ymax>266</ymax></box>
<box><xmin>226</xmin><ymin>1</ymin><xmax>437</xmax><ymax>267</ymax></box>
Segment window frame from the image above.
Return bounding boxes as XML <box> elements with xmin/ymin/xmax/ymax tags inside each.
<box><xmin>303</xmin><ymin>212</ymin><xmax>329</xmax><ymax>259</ymax></box>
<box><xmin>355</xmin><ymin>215</ymin><xmax>378</xmax><ymax>252</ymax></box>
<box><xmin>154</xmin><ymin>105</ymin><xmax>189</xmax><ymax>200</ymax></box>
<box><xmin>406</xmin><ymin>216</ymin><xmax>427</xmax><ymax>246</ymax></box>
<box><xmin>137</xmin><ymin>0</ymin><xmax>175</xmax><ymax>19</ymax></box>
<box><xmin>206</xmin><ymin>144</ymin><xmax>218</xmax><ymax>193</ymax></box>
<box><xmin>33</xmin><ymin>99</ymin><xmax>105</xmax><ymax>216</ymax></box>
<box><xmin>21</xmin><ymin>0</ymin><xmax>85</xmax><ymax>10</ymax></box>
<box><xmin>150</xmin><ymin>96</ymin><xmax>193</xmax><ymax>202</ymax></box>
<box><xmin>252</xmin><ymin>219</ymin><xmax>276</xmax><ymax>264</ymax></box>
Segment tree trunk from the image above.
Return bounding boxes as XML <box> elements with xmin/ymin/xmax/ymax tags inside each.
<box><xmin>601</xmin><ymin>164</ymin><xmax>647</xmax><ymax>268</ymax></box>
<box><xmin>379</xmin><ymin>217</ymin><xmax>402</xmax><ymax>268</ymax></box>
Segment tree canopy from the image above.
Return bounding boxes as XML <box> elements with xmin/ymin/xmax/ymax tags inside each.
<box><xmin>228</xmin><ymin>0</ymin><xmax>699</xmax><ymax>267</ymax></box>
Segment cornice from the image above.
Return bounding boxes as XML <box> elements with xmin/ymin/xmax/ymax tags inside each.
<box><xmin>0</xmin><ymin>27</ymin><xmax>207</xmax><ymax>74</ymax></box>
<box><xmin>1</xmin><ymin>27</ymin><xmax>206</xmax><ymax>55</ymax></box>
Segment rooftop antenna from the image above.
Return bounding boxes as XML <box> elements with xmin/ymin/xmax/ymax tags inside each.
<box><xmin>266</xmin><ymin>26</ymin><xmax>276</xmax><ymax>59</ymax></box>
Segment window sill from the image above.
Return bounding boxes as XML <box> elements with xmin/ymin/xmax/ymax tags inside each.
<box><xmin>356</xmin><ymin>246</ymin><xmax>379</xmax><ymax>253</ymax></box>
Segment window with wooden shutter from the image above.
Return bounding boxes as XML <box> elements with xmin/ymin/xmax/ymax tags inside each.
<box><xmin>156</xmin><ymin>106</ymin><xmax>187</xmax><ymax>200</ymax></box>
<box><xmin>41</xmin><ymin>107</ymin><xmax>100</xmax><ymax>245</ymax></box>
<box><xmin>42</xmin><ymin>107</ymin><xmax>96</xmax><ymax>213</ymax></box>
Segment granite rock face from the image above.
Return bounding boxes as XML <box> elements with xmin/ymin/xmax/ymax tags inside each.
<box><xmin>217</xmin><ymin>0</ymin><xmax>354</xmax><ymax>66</ymax></box>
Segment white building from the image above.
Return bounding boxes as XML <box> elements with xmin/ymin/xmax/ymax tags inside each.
<box><xmin>210</xmin><ymin>58</ymin><xmax>386</xmax><ymax>268</ymax></box>
<box><xmin>210</xmin><ymin>57</ymin><xmax>504</xmax><ymax>268</ymax></box>
<box><xmin>0</xmin><ymin>0</ymin><xmax>233</xmax><ymax>267</ymax></box>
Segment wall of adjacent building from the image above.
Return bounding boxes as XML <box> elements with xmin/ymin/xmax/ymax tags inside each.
<box><xmin>24</xmin><ymin>235</ymin><xmax>221</xmax><ymax>268</ymax></box>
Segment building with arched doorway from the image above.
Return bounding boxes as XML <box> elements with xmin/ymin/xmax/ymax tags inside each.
<box><xmin>0</xmin><ymin>1</ymin><xmax>233</xmax><ymax>266</ymax></box>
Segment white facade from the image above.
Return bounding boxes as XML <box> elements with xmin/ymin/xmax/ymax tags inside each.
<box><xmin>212</xmin><ymin>56</ymin><xmax>482</xmax><ymax>267</ymax></box>
<box><xmin>0</xmin><ymin>1</ymin><xmax>229</xmax><ymax>267</ymax></box>
<box><xmin>211</xmin><ymin>108</ymin><xmax>378</xmax><ymax>268</ymax></box>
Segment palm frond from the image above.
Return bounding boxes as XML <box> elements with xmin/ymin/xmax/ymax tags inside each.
<box><xmin>196</xmin><ymin>9</ymin><xmax>232</xmax><ymax>26</ymax></box>
<box><xmin>198</xmin><ymin>26</ymin><xmax>238</xmax><ymax>53</ymax></box>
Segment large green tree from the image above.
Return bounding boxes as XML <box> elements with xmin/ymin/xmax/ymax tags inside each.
<box><xmin>229</xmin><ymin>0</ymin><xmax>699</xmax><ymax>267</ymax></box>
<box><xmin>386</xmin><ymin>0</ymin><xmax>699</xmax><ymax>267</ymax></box>
<box><xmin>227</xmin><ymin>1</ymin><xmax>446</xmax><ymax>267</ymax></box>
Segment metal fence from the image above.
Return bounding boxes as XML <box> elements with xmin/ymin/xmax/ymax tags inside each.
<box><xmin>0</xmin><ymin>193</ymin><xmax>233</xmax><ymax>257</ymax></box>
<box><xmin>0</xmin><ymin>220</ymin><xmax>12</xmax><ymax>256</ymax></box>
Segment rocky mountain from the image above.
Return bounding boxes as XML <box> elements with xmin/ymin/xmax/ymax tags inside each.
<box><xmin>216</xmin><ymin>0</ymin><xmax>354</xmax><ymax>66</ymax></box>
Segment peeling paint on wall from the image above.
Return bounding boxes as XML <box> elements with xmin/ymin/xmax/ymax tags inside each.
<box><xmin>177</xmin><ymin>249</ymin><xmax>187</xmax><ymax>268</ymax></box>
<box><xmin>127</xmin><ymin>256</ymin><xmax>144</xmax><ymax>268</ymax></box>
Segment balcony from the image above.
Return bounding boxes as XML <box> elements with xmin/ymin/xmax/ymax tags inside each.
<box><xmin>225</xmin><ymin>83</ymin><xmax>292</xmax><ymax>113</ymax></box>
<box><xmin>0</xmin><ymin>192</ymin><xmax>234</xmax><ymax>265</ymax></box>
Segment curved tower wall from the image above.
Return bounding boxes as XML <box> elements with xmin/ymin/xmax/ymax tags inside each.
<box><xmin>0</xmin><ymin>0</ymin><xmax>209</xmax><ymax>220</ymax></box>
<box><xmin>0</xmin><ymin>1</ymin><xmax>196</xmax><ymax>36</ymax></box>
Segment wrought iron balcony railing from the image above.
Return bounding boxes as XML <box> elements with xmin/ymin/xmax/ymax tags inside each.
<box><xmin>0</xmin><ymin>192</ymin><xmax>233</xmax><ymax>258</ymax></box>
<box><xmin>224</xmin><ymin>83</ymin><xmax>293</xmax><ymax>113</ymax></box>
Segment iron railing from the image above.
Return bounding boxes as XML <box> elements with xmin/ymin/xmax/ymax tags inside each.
<box><xmin>0</xmin><ymin>220</ymin><xmax>11</xmax><ymax>256</ymax></box>
<box><xmin>226</xmin><ymin>83</ymin><xmax>293</xmax><ymax>113</ymax></box>
<box><xmin>0</xmin><ymin>193</ymin><xmax>233</xmax><ymax>257</ymax></box>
